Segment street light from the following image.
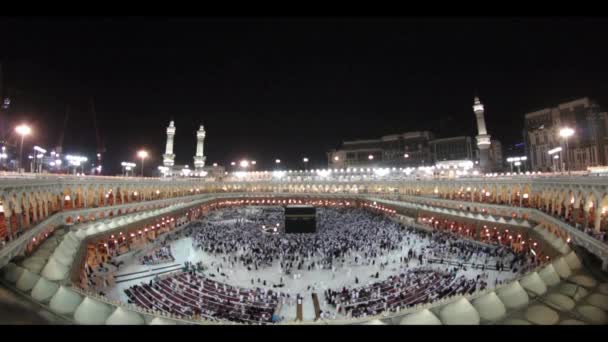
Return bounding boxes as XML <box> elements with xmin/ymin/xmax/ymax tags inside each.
<box><xmin>559</xmin><ymin>127</ymin><xmax>574</xmax><ymax>172</ymax></box>
<box><xmin>137</xmin><ymin>150</ymin><xmax>148</xmax><ymax>177</ymax></box>
<box><xmin>15</xmin><ymin>124</ymin><xmax>31</xmax><ymax>172</ymax></box>
<box><xmin>122</xmin><ymin>162</ymin><xmax>136</xmax><ymax>176</ymax></box>
<box><xmin>548</xmin><ymin>147</ymin><xmax>562</xmax><ymax>173</ymax></box>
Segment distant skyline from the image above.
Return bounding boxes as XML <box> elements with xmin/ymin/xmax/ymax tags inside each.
<box><xmin>1</xmin><ymin>17</ymin><xmax>608</xmax><ymax>174</ymax></box>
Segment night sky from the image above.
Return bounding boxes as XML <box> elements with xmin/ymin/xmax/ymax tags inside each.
<box><xmin>1</xmin><ymin>17</ymin><xmax>608</xmax><ymax>175</ymax></box>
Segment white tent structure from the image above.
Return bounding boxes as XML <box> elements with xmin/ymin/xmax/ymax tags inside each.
<box><xmin>362</xmin><ymin>319</ymin><xmax>387</xmax><ymax>325</ymax></box>
<box><xmin>552</xmin><ymin>257</ymin><xmax>572</xmax><ymax>279</ymax></box>
<box><xmin>538</xmin><ymin>264</ymin><xmax>561</xmax><ymax>287</ymax></box>
<box><xmin>74</xmin><ymin>297</ymin><xmax>114</xmax><ymax>325</ymax></box>
<box><xmin>545</xmin><ymin>293</ymin><xmax>575</xmax><ymax>311</ymax></box>
<box><xmin>105</xmin><ymin>307</ymin><xmax>145</xmax><ymax>325</ymax></box>
<box><xmin>438</xmin><ymin>298</ymin><xmax>480</xmax><ymax>325</ymax></box>
<box><xmin>519</xmin><ymin>272</ymin><xmax>547</xmax><ymax>296</ymax></box>
<box><xmin>148</xmin><ymin>317</ymin><xmax>177</xmax><ymax>325</ymax></box>
<box><xmin>49</xmin><ymin>286</ymin><xmax>83</xmax><ymax>315</ymax></box>
<box><xmin>398</xmin><ymin>309</ymin><xmax>443</xmax><ymax>325</ymax></box>
<box><xmin>41</xmin><ymin>257</ymin><xmax>69</xmax><ymax>281</ymax></box>
<box><xmin>496</xmin><ymin>281</ymin><xmax>529</xmax><ymax>310</ymax></box>
<box><xmin>21</xmin><ymin>256</ymin><xmax>48</xmax><ymax>274</ymax></box>
<box><xmin>75</xmin><ymin>228</ymin><xmax>88</xmax><ymax>240</ymax></box>
<box><xmin>471</xmin><ymin>292</ymin><xmax>507</xmax><ymax>322</ymax></box>
<box><xmin>525</xmin><ymin>304</ymin><xmax>559</xmax><ymax>325</ymax></box>
<box><xmin>16</xmin><ymin>269</ymin><xmax>41</xmax><ymax>292</ymax></box>
<box><xmin>576</xmin><ymin>305</ymin><xmax>608</xmax><ymax>324</ymax></box>
<box><xmin>30</xmin><ymin>277</ymin><xmax>59</xmax><ymax>303</ymax></box>
<box><xmin>564</xmin><ymin>251</ymin><xmax>582</xmax><ymax>271</ymax></box>
<box><xmin>50</xmin><ymin>246</ymin><xmax>74</xmax><ymax>266</ymax></box>
<box><xmin>2</xmin><ymin>263</ymin><xmax>24</xmax><ymax>283</ymax></box>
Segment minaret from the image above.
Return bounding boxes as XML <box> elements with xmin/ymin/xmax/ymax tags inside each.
<box><xmin>193</xmin><ymin>124</ymin><xmax>206</xmax><ymax>172</ymax></box>
<box><xmin>473</xmin><ymin>96</ymin><xmax>492</xmax><ymax>172</ymax></box>
<box><xmin>163</xmin><ymin>121</ymin><xmax>176</xmax><ymax>172</ymax></box>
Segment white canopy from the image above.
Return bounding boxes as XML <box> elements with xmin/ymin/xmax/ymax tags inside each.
<box><xmin>576</xmin><ymin>305</ymin><xmax>608</xmax><ymax>324</ymax></box>
<box><xmin>362</xmin><ymin>319</ymin><xmax>387</xmax><ymax>325</ymax></box>
<box><xmin>41</xmin><ymin>257</ymin><xmax>69</xmax><ymax>281</ymax></box>
<box><xmin>525</xmin><ymin>304</ymin><xmax>559</xmax><ymax>325</ymax></box>
<box><xmin>49</xmin><ymin>286</ymin><xmax>83</xmax><ymax>315</ymax></box>
<box><xmin>472</xmin><ymin>292</ymin><xmax>506</xmax><ymax>322</ymax></box>
<box><xmin>74</xmin><ymin>297</ymin><xmax>114</xmax><ymax>325</ymax></box>
<box><xmin>564</xmin><ymin>251</ymin><xmax>582</xmax><ymax>271</ymax></box>
<box><xmin>21</xmin><ymin>256</ymin><xmax>48</xmax><ymax>274</ymax></box>
<box><xmin>16</xmin><ymin>269</ymin><xmax>41</xmax><ymax>292</ymax></box>
<box><xmin>438</xmin><ymin>298</ymin><xmax>480</xmax><ymax>325</ymax></box>
<box><xmin>496</xmin><ymin>281</ymin><xmax>529</xmax><ymax>310</ymax></box>
<box><xmin>93</xmin><ymin>223</ymin><xmax>107</xmax><ymax>233</ymax></box>
<box><xmin>75</xmin><ymin>228</ymin><xmax>88</xmax><ymax>240</ymax></box>
<box><xmin>586</xmin><ymin>293</ymin><xmax>608</xmax><ymax>311</ymax></box>
<box><xmin>538</xmin><ymin>264</ymin><xmax>561</xmax><ymax>287</ymax></box>
<box><xmin>51</xmin><ymin>247</ymin><xmax>74</xmax><ymax>266</ymax></box>
<box><xmin>31</xmin><ymin>277</ymin><xmax>60</xmax><ymax>303</ymax></box>
<box><xmin>398</xmin><ymin>309</ymin><xmax>442</xmax><ymax>325</ymax></box>
<box><xmin>65</xmin><ymin>232</ymin><xmax>80</xmax><ymax>245</ymax></box>
<box><xmin>85</xmin><ymin>226</ymin><xmax>100</xmax><ymax>236</ymax></box>
<box><xmin>519</xmin><ymin>272</ymin><xmax>547</xmax><ymax>296</ymax></box>
<box><xmin>552</xmin><ymin>257</ymin><xmax>572</xmax><ymax>279</ymax></box>
<box><xmin>105</xmin><ymin>307</ymin><xmax>146</xmax><ymax>325</ymax></box>
<box><xmin>58</xmin><ymin>239</ymin><xmax>77</xmax><ymax>254</ymax></box>
<box><xmin>3</xmin><ymin>263</ymin><xmax>24</xmax><ymax>283</ymax></box>
<box><xmin>148</xmin><ymin>317</ymin><xmax>177</xmax><ymax>325</ymax></box>
<box><xmin>545</xmin><ymin>293</ymin><xmax>575</xmax><ymax>311</ymax></box>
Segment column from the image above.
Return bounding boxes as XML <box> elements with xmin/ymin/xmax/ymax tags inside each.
<box><xmin>31</xmin><ymin>202</ymin><xmax>38</xmax><ymax>223</ymax></box>
<box><xmin>23</xmin><ymin>205</ymin><xmax>30</xmax><ymax>228</ymax></box>
<box><xmin>572</xmin><ymin>207</ymin><xmax>580</xmax><ymax>226</ymax></box>
<box><xmin>83</xmin><ymin>190</ymin><xmax>88</xmax><ymax>208</ymax></box>
<box><xmin>17</xmin><ymin>212</ymin><xmax>24</xmax><ymax>234</ymax></box>
<box><xmin>4</xmin><ymin>216</ymin><xmax>12</xmax><ymax>241</ymax></box>
<box><xmin>594</xmin><ymin>205</ymin><xmax>602</xmax><ymax>232</ymax></box>
<box><xmin>519</xmin><ymin>193</ymin><xmax>524</xmax><ymax>207</ymax></box>
<box><xmin>94</xmin><ymin>190</ymin><xmax>100</xmax><ymax>207</ymax></box>
<box><xmin>582</xmin><ymin>209</ymin><xmax>589</xmax><ymax>230</ymax></box>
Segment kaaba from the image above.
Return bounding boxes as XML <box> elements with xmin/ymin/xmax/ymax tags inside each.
<box><xmin>284</xmin><ymin>205</ymin><xmax>317</xmax><ymax>234</ymax></box>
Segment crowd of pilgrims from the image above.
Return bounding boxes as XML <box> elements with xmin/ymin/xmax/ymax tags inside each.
<box><xmin>140</xmin><ymin>243</ymin><xmax>175</xmax><ymax>265</ymax></box>
<box><xmin>121</xmin><ymin>206</ymin><xmax>539</xmax><ymax>323</ymax></box>
<box><xmin>191</xmin><ymin>207</ymin><xmax>407</xmax><ymax>274</ymax></box>
<box><xmin>125</xmin><ymin>267</ymin><xmax>282</xmax><ymax>324</ymax></box>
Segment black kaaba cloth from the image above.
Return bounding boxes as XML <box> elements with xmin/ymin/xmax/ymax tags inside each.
<box><xmin>284</xmin><ymin>205</ymin><xmax>316</xmax><ymax>233</ymax></box>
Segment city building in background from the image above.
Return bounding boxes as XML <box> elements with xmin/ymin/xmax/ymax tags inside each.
<box><xmin>329</xmin><ymin>96</ymin><xmax>503</xmax><ymax>172</ymax></box>
<box><xmin>524</xmin><ymin>97</ymin><xmax>608</xmax><ymax>172</ymax></box>
<box><xmin>327</xmin><ymin>131</ymin><xmax>434</xmax><ymax>169</ymax></box>
<box><xmin>429</xmin><ymin>136</ymin><xmax>474</xmax><ymax>163</ymax></box>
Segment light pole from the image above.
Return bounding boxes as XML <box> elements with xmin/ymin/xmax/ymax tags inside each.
<box><xmin>559</xmin><ymin>127</ymin><xmax>574</xmax><ymax>173</ymax></box>
<box><xmin>15</xmin><ymin>124</ymin><xmax>31</xmax><ymax>172</ymax></box>
<box><xmin>137</xmin><ymin>150</ymin><xmax>148</xmax><ymax>177</ymax></box>
<box><xmin>303</xmin><ymin>157</ymin><xmax>309</xmax><ymax>170</ymax></box>
<box><xmin>275</xmin><ymin>159</ymin><xmax>281</xmax><ymax>170</ymax></box>
<box><xmin>548</xmin><ymin>147</ymin><xmax>562</xmax><ymax>173</ymax></box>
